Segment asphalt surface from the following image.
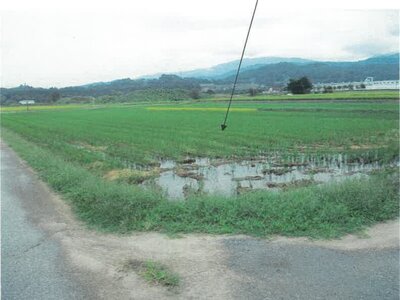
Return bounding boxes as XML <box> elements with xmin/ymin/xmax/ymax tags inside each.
<box><xmin>224</xmin><ymin>238</ymin><xmax>399</xmax><ymax>300</ymax></box>
<box><xmin>1</xmin><ymin>141</ymin><xmax>90</xmax><ymax>299</ymax></box>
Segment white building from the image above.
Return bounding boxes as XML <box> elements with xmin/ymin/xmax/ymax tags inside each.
<box><xmin>363</xmin><ymin>77</ymin><xmax>399</xmax><ymax>90</ymax></box>
<box><xmin>313</xmin><ymin>77</ymin><xmax>399</xmax><ymax>92</ymax></box>
<box><xmin>19</xmin><ymin>100</ymin><xmax>35</xmax><ymax>105</ymax></box>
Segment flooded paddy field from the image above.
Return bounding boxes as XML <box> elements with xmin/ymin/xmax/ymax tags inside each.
<box><xmin>142</xmin><ymin>154</ymin><xmax>396</xmax><ymax>199</ymax></box>
<box><xmin>1</xmin><ymin>98</ymin><xmax>399</xmax><ymax>237</ymax></box>
<box><xmin>2</xmin><ymin>100</ymin><xmax>397</xmax><ymax>200</ymax></box>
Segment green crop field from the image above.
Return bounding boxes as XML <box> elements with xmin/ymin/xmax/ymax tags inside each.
<box><xmin>1</xmin><ymin>99</ymin><xmax>399</xmax><ymax>238</ymax></box>
<box><xmin>206</xmin><ymin>90</ymin><xmax>400</xmax><ymax>101</ymax></box>
<box><xmin>0</xmin><ymin>104</ymin><xmax>90</xmax><ymax>112</ymax></box>
<box><xmin>2</xmin><ymin>100</ymin><xmax>398</xmax><ymax>164</ymax></box>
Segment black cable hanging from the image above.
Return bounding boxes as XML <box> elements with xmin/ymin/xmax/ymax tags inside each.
<box><xmin>221</xmin><ymin>0</ymin><xmax>259</xmax><ymax>131</ymax></box>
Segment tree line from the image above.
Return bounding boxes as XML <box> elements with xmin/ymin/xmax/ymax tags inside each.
<box><xmin>0</xmin><ymin>75</ymin><xmax>207</xmax><ymax>105</ymax></box>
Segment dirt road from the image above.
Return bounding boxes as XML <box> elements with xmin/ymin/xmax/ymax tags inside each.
<box><xmin>1</xmin><ymin>141</ymin><xmax>399</xmax><ymax>299</ymax></box>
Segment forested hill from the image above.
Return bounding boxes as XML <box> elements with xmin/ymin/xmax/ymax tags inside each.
<box><xmin>0</xmin><ymin>75</ymin><xmax>206</xmax><ymax>105</ymax></box>
<box><xmin>218</xmin><ymin>54</ymin><xmax>399</xmax><ymax>85</ymax></box>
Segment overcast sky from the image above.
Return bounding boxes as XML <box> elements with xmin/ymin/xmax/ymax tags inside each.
<box><xmin>1</xmin><ymin>1</ymin><xmax>399</xmax><ymax>88</ymax></box>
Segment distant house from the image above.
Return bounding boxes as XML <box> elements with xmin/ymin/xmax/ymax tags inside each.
<box><xmin>262</xmin><ymin>86</ymin><xmax>283</xmax><ymax>94</ymax></box>
<box><xmin>19</xmin><ymin>100</ymin><xmax>35</xmax><ymax>105</ymax></box>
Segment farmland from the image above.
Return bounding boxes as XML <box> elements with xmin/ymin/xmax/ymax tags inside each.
<box><xmin>0</xmin><ymin>104</ymin><xmax>89</xmax><ymax>112</ymax></box>
<box><xmin>206</xmin><ymin>90</ymin><xmax>400</xmax><ymax>101</ymax></box>
<box><xmin>1</xmin><ymin>98</ymin><xmax>399</xmax><ymax>237</ymax></box>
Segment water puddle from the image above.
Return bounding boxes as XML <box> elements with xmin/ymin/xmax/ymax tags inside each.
<box><xmin>141</xmin><ymin>155</ymin><xmax>391</xmax><ymax>200</ymax></box>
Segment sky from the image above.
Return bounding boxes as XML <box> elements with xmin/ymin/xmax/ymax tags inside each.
<box><xmin>1</xmin><ymin>0</ymin><xmax>399</xmax><ymax>88</ymax></box>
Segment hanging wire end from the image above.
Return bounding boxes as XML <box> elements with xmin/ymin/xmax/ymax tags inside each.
<box><xmin>219</xmin><ymin>0</ymin><xmax>258</xmax><ymax>131</ymax></box>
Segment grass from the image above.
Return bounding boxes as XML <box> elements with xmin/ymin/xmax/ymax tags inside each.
<box><xmin>1</xmin><ymin>127</ymin><xmax>398</xmax><ymax>238</ymax></box>
<box><xmin>140</xmin><ymin>260</ymin><xmax>180</xmax><ymax>288</ymax></box>
<box><xmin>121</xmin><ymin>259</ymin><xmax>180</xmax><ymax>288</ymax></box>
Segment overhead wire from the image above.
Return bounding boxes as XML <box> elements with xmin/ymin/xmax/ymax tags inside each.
<box><xmin>221</xmin><ymin>0</ymin><xmax>259</xmax><ymax>131</ymax></box>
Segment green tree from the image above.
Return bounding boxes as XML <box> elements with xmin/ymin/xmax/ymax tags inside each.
<box><xmin>49</xmin><ymin>90</ymin><xmax>61</xmax><ymax>102</ymax></box>
<box><xmin>248</xmin><ymin>88</ymin><xmax>258</xmax><ymax>96</ymax></box>
<box><xmin>286</xmin><ymin>77</ymin><xmax>313</xmax><ymax>94</ymax></box>
<box><xmin>323</xmin><ymin>86</ymin><xmax>333</xmax><ymax>93</ymax></box>
<box><xmin>206</xmin><ymin>89</ymin><xmax>215</xmax><ymax>95</ymax></box>
<box><xmin>189</xmin><ymin>89</ymin><xmax>200</xmax><ymax>99</ymax></box>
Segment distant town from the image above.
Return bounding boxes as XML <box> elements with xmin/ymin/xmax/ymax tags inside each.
<box><xmin>200</xmin><ymin>77</ymin><xmax>400</xmax><ymax>95</ymax></box>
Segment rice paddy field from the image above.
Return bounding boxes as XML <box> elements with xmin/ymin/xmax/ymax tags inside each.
<box><xmin>0</xmin><ymin>104</ymin><xmax>89</xmax><ymax>112</ymax></box>
<box><xmin>207</xmin><ymin>90</ymin><xmax>400</xmax><ymax>101</ymax></box>
<box><xmin>1</xmin><ymin>98</ymin><xmax>399</xmax><ymax>237</ymax></box>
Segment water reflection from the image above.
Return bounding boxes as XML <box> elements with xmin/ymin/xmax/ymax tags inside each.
<box><xmin>145</xmin><ymin>155</ymin><xmax>388</xmax><ymax>199</ymax></box>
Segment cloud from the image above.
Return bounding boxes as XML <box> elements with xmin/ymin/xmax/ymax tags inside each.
<box><xmin>1</xmin><ymin>8</ymin><xmax>398</xmax><ymax>87</ymax></box>
<box><xmin>344</xmin><ymin>42</ymin><xmax>397</xmax><ymax>57</ymax></box>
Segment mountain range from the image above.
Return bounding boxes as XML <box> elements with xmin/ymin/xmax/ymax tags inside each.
<box><xmin>1</xmin><ymin>53</ymin><xmax>398</xmax><ymax>105</ymax></box>
<box><xmin>143</xmin><ymin>57</ymin><xmax>315</xmax><ymax>80</ymax></box>
<box><xmin>219</xmin><ymin>53</ymin><xmax>399</xmax><ymax>86</ymax></box>
<box><xmin>146</xmin><ymin>53</ymin><xmax>399</xmax><ymax>82</ymax></box>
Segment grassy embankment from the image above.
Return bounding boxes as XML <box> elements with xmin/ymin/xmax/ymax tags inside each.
<box><xmin>1</xmin><ymin>99</ymin><xmax>398</xmax><ymax>238</ymax></box>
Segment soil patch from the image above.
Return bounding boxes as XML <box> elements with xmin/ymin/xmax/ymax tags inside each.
<box><xmin>105</xmin><ymin>168</ymin><xmax>160</xmax><ymax>184</ymax></box>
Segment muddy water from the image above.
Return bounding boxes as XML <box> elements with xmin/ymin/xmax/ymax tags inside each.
<box><xmin>144</xmin><ymin>155</ymin><xmax>388</xmax><ymax>200</ymax></box>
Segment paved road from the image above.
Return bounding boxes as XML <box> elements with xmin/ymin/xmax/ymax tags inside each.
<box><xmin>1</xmin><ymin>141</ymin><xmax>91</xmax><ymax>300</ymax></box>
<box><xmin>224</xmin><ymin>236</ymin><xmax>399</xmax><ymax>299</ymax></box>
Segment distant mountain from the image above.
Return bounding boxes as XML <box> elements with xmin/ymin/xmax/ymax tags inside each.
<box><xmin>359</xmin><ymin>53</ymin><xmax>399</xmax><ymax>64</ymax></box>
<box><xmin>142</xmin><ymin>57</ymin><xmax>315</xmax><ymax>80</ymax></box>
<box><xmin>174</xmin><ymin>57</ymin><xmax>315</xmax><ymax>79</ymax></box>
<box><xmin>147</xmin><ymin>54</ymin><xmax>399</xmax><ymax>83</ymax></box>
<box><xmin>218</xmin><ymin>54</ymin><xmax>399</xmax><ymax>85</ymax></box>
